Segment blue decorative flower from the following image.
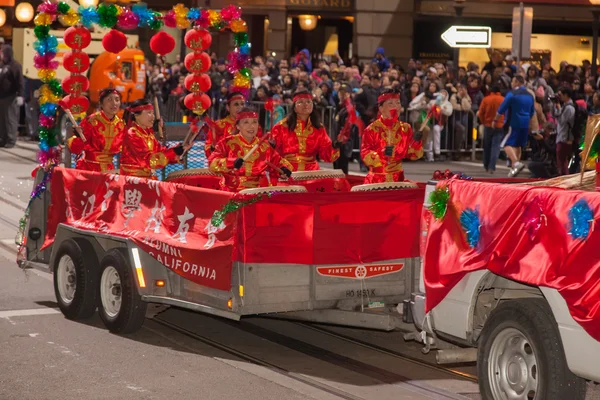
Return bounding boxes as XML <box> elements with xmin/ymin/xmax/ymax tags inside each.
<box><xmin>569</xmin><ymin>199</ymin><xmax>594</xmax><ymax>240</ymax></box>
<box><xmin>460</xmin><ymin>207</ymin><xmax>481</xmax><ymax>248</ymax></box>
<box><xmin>187</xmin><ymin>8</ymin><xmax>200</xmax><ymax>21</ymax></box>
<box><xmin>79</xmin><ymin>7</ymin><xmax>100</xmax><ymax>28</ymax></box>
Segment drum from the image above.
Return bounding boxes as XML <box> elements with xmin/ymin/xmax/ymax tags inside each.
<box><xmin>238</xmin><ymin>185</ymin><xmax>307</xmax><ymax>195</ymax></box>
<box><xmin>351</xmin><ymin>181</ymin><xmax>419</xmax><ymax>192</ymax></box>
<box><xmin>283</xmin><ymin>169</ymin><xmax>351</xmax><ymax>192</ymax></box>
<box><xmin>165</xmin><ymin>168</ymin><xmax>221</xmax><ymax>190</ymax></box>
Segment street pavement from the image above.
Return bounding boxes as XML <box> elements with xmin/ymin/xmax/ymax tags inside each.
<box><xmin>1</xmin><ymin>140</ymin><xmax>598</xmax><ymax>400</ymax></box>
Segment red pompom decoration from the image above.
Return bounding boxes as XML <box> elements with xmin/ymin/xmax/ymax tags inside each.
<box><xmin>102</xmin><ymin>29</ymin><xmax>128</xmax><ymax>54</ymax></box>
<box><xmin>150</xmin><ymin>31</ymin><xmax>176</xmax><ymax>56</ymax></box>
<box><xmin>184</xmin><ymin>93</ymin><xmax>212</xmax><ymax>115</ymax></box>
<box><xmin>184</xmin><ymin>29</ymin><xmax>212</xmax><ymax>52</ymax></box>
<box><xmin>62</xmin><ymin>75</ymin><xmax>90</xmax><ymax>97</ymax></box>
<box><xmin>63</xmin><ymin>52</ymin><xmax>90</xmax><ymax>74</ymax></box>
<box><xmin>64</xmin><ymin>26</ymin><xmax>91</xmax><ymax>50</ymax></box>
<box><xmin>61</xmin><ymin>95</ymin><xmax>90</xmax><ymax>115</ymax></box>
<box><xmin>184</xmin><ymin>74</ymin><xmax>211</xmax><ymax>93</ymax></box>
<box><xmin>184</xmin><ymin>52</ymin><xmax>211</xmax><ymax>74</ymax></box>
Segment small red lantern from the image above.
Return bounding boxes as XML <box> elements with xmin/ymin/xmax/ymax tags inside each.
<box><xmin>184</xmin><ymin>29</ymin><xmax>212</xmax><ymax>52</ymax></box>
<box><xmin>184</xmin><ymin>52</ymin><xmax>211</xmax><ymax>74</ymax></box>
<box><xmin>150</xmin><ymin>31</ymin><xmax>176</xmax><ymax>56</ymax></box>
<box><xmin>184</xmin><ymin>74</ymin><xmax>211</xmax><ymax>93</ymax></box>
<box><xmin>184</xmin><ymin>93</ymin><xmax>212</xmax><ymax>115</ymax></box>
<box><xmin>64</xmin><ymin>26</ymin><xmax>91</xmax><ymax>50</ymax></box>
<box><xmin>102</xmin><ymin>29</ymin><xmax>128</xmax><ymax>54</ymax></box>
<box><xmin>62</xmin><ymin>95</ymin><xmax>90</xmax><ymax>115</ymax></box>
<box><xmin>63</xmin><ymin>52</ymin><xmax>90</xmax><ymax>74</ymax></box>
<box><xmin>62</xmin><ymin>75</ymin><xmax>90</xmax><ymax>96</ymax></box>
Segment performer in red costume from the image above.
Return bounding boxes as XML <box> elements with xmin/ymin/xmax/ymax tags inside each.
<box><xmin>271</xmin><ymin>89</ymin><xmax>341</xmax><ymax>171</ymax></box>
<box><xmin>209</xmin><ymin>107</ymin><xmax>292</xmax><ymax>192</ymax></box>
<box><xmin>205</xmin><ymin>92</ymin><xmax>247</xmax><ymax>158</ymax></box>
<box><xmin>67</xmin><ymin>88</ymin><xmax>125</xmax><ymax>172</ymax></box>
<box><xmin>120</xmin><ymin>99</ymin><xmax>184</xmax><ymax>178</ymax></box>
<box><xmin>360</xmin><ymin>89</ymin><xmax>424</xmax><ymax>183</ymax></box>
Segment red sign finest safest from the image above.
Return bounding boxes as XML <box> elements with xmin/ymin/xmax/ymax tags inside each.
<box><xmin>316</xmin><ymin>263</ymin><xmax>404</xmax><ymax>279</ymax></box>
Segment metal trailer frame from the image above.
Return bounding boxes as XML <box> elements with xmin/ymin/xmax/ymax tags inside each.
<box><xmin>24</xmin><ymin>170</ymin><xmax>419</xmax><ymax>332</ymax></box>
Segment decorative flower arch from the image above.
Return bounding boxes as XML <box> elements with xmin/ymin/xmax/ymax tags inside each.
<box><xmin>17</xmin><ymin>2</ymin><xmax>253</xmax><ymax>261</ymax></box>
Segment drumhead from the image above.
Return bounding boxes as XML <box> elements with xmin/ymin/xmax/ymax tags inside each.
<box><xmin>239</xmin><ymin>185</ymin><xmax>308</xmax><ymax>195</ymax></box>
<box><xmin>166</xmin><ymin>168</ymin><xmax>218</xmax><ymax>181</ymax></box>
<box><xmin>291</xmin><ymin>169</ymin><xmax>346</xmax><ymax>180</ymax></box>
<box><xmin>351</xmin><ymin>182</ymin><xmax>419</xmax><ymax>192</ymax></box>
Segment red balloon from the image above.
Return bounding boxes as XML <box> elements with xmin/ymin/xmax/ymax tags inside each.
<box><xmin>102</xmin><ymin>29</ymin><xmax>128</xmax><ymax>54</ymax></box>
<box><xmin>63</xmin><ymin>51</ymin><xmax>90</xmax><ymax>74</ymax></box>
<box><xmin>184</xmin><ymin>74</ymin><xmax>211</xmax><ymax>93</ymax></box>
<box><xmin>184</xmin><ymin>29</ymin><xmax>212</xmax><ymax>52</ymax></box>
<box><xmin>64</xmin><ymin>26</ymin><xmax>91</xmax><ymax>50</ymax></box>
<box><xmin>184</xmin><ymin>52</ymin><xmax>211</xmax><ymax>74</ymax></box>
<box><xmin>150</xmin><ymin>31</ymin><xmax>176</xmax><ymax>56</ymax></box>
<box><xmin>184</xmin><ymin>93</ymin><xmax>212</xmax><ymax>115</ymax></box>
<box><xmin>63</xmin><ymin>95</ymin><xmax>90</xmax><ymax>115</ymax></box>
<box><xmin>62</xmin><ymin>75</ymin><xmax>90</xmax><ymax>96</ymax></box>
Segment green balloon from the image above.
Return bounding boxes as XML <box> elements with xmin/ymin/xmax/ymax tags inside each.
<box><xmin>57</xmin><ymin>2</ymin><xmax>70</xmax><ymax>15</ymax></box>
<box><xmin>34</xmin><ymin>26</ymin><xmax>50</xmax><ymax>40</ymax></box>
<box><xmin>240</xmin><ymin>68</ymin><xmax>251</xmax><ymax>79</ymax></box>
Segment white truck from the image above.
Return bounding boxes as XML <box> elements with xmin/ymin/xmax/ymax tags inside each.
<box><xmin>407</xmin><ymin>177</ymin><xmax>599</xmax><ymax>400</ymax></box>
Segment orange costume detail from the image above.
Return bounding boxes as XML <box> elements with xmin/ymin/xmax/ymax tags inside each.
<box><xmin>360</xmin><ymin>117</ymin><xmax>424</xmax><ymax>183</ymax></box>
<box><xmin>120</xmin><ymin>123</ymin><xmax>179</xmax><ymax>178</ymax></box>
<box><xmin>271</xmin><ymin>118</ymin><xmax>339</xmax><ymax>171</ymax></box>
<box><xmin>67</xmin><ymin>111</ymin><xmax>125</xmax><ymax>172</ymax></box>
<box><xmin>208</xmin><ymin>134</ymin><xmax>292</xmax><ymax>192</ymax></box>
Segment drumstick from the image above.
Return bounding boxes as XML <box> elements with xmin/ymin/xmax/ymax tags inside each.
<box><xmin>266</xmin><ymin>161</ymin><xmax>284</xmax><ymax>176</ymax></box>
<box><xmin>153</xmin><ymin>96</ymin><xmax>165</xmax><ymax>141</ymax></box>
<box><xmin>58</xmin><ymin>102</ymin><xmax>86</xmax><ymax>142</ymax></box>
<box><xmin>243</xmin><ymin>133</ymin><xmax>272</xmax><ymax>162</ymax></box>
<box><xmin>180</xmin><ymin>130</ymin><xmax>200</xmax><ymax>162</ymax></box>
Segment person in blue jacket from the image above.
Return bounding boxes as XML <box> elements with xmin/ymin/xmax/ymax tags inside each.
<box><xmin>493</xmin><ymin>75</ymin><xmax>535</xmax><ymax>177</ymax></box>
<box><xmin>372</xmin><ymin>47</ymin><xmax>390</xmax><ymax>73</ymax></box>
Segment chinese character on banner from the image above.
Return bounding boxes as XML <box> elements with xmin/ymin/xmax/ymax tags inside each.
<box><xmin>101</xmin><ymin>182</ymin><xmax>115</xmax><ymax>212</ymax></box>
<box><xmin>173</xmin><ymin>207</ymin><xmax>195</xmax><ymax>244</ymax></box>
<box><xmin>122</xmin><ymin>189</ymin><xmax>143</xmax><ymax>228</ymax></box>
<box><xmin>204</xmin><ymin>220</ymin><xmax>225</xmax><ymax>249</ymax></box>
<box><xmin>80</xmin><ymin>191</ymin><xmax>96</xmax><ymax>219</ymax></box>
<box><xmin>145</xmin><ymin>200</ymin><xmax>166</xmax><ymax>234</ymax></box>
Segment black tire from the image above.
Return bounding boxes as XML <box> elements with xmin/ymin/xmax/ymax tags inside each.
<box><xmin>52</xmin><ymin>238</ymin><xmax>99</xmax><ymax>320</ymax></box>
<box><xmin>477</xmin><ymin>299</ymin><xmax>586</xmax><ymax>400</ymax></box>
<box><xmin>97</xmin><ymin>248</ymin><xmax>147</xmax><ymax>334</ymax></box>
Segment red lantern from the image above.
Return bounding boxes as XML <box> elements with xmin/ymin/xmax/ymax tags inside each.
<box><xmin>184</xmin><ymin>52</ymin><xmax>211</xmax><ymax>74</ymax></box>
<box><xmin>184</xmin><ymin>29</ymin><xmax>212</xmax><ymax>52</ymax></box>
<box><xmin>62</xmin><ymin>75</ymin><xmax>90</xmax><ymax>96</ymax></box>
<box><xmin>63</xmin><ymin>52</ymin><xmax>90</xmax><ymax>74</ymax></box>
<box><xmin>62</xmin><ymin>95</ymin><xmax>90</xmax><ymax>115</ymax></box>
<box><xmin>64</xmin><ymin>26</ymin><xmax>91</xmax><ymax>50</ymax></box>
<box><xmin>184</xmin><ymin>74</ymin><xmax>212</xmax><ymax>93</ymax></box>
<box><xmin>149</xmin><ymin>31</ymin><xmax>176</xmax><ymax>56</ymax></box>
<box><xmin>102</xmin><ymin>29</ymin><xmax>128</xmax><ymax>54</ymax></box>
<box><xmin>184</xmin><ymin>93</ymin><xmax>212</xmax><ymax>115</ymax></box>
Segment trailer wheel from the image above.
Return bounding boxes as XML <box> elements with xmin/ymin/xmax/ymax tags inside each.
<box><xmin>53</xmin><ymin>238</ymin><xmax>98</xmax><ymax>320</ymax></box>
<box><xmin>98</xmin><ymin>248</ymin><xmax>147</xmax><ymax>334</ymax></box>
<box><xmin>477</xmin><ymin>299</ymin><xmax>586</xmax><ymax>400</ymax></box>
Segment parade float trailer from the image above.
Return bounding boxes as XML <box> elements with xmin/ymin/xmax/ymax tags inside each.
<box><xmin>406</xmin><ymin>171</ymin><xmax>600</xmax><ymax>399</ymax></box>
<box><xmin>23</xmin><ymin>168</ymin><xmax>425</xmax><ymax>334</ymax></box>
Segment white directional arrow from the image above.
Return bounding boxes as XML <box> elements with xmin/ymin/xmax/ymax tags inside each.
<box><xmin>441</xmin><ymin>26</ymin><xmax>492</xmax><ymax>49</ymax></box>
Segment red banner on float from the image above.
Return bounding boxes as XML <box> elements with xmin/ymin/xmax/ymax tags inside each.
<box><xmin>424</xmin><ymin>180</ymin><xmax>600</xmax><ymax>341</ymax></box>
<box><xmin>45</xmin><ymin>168</ymin><xmax>236</xmax><ymax>291</ymax></box>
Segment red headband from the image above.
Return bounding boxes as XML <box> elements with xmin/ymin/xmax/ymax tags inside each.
<box><xmin>378</xmin><ymin>93</ymin><xmax>400</xmax><ymax>104</ymax></box>
<box><xmin>102</xmin><ymin>89</ymin><xmax>119</xmax><ymax>96</ymax></box>
<box><xmin>236</xmin><ymin>111</ymin><xmax>258</xmax><ymax>122</ymax></box>
<box><xmin>293</xmin><ymin>93</ymin><xmax>313</xmax><ymax>102</ymax></box>
<box><xmin>128</xmin><ymin>104</ymin><xmax>154</xmax><ymax>113</ymax></box>
<box><xmin>228</xmin><ymin>93</ymin><xmax>246</xmax><ymax>103</ymax></box>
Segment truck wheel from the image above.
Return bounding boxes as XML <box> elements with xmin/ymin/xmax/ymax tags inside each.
<box><xmin>97</xmin><ymin>248</ymin><xmax>147</xmax><ymax>334</ymax></box>
<box><xmin>53</xmin><ymin>238</ymin><xmax>98</xmax><ymax>320</ymax></box>
<box><xmin>477</xmin><ymin>299</ymin><xmax>586</xmax><ymax>400</ymax></box>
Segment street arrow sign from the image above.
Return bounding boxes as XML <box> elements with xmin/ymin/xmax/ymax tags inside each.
<box><xmin>441</xmin><ymin>26</ymin><xmax>492</xmax><ymax>48</ymax></box>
